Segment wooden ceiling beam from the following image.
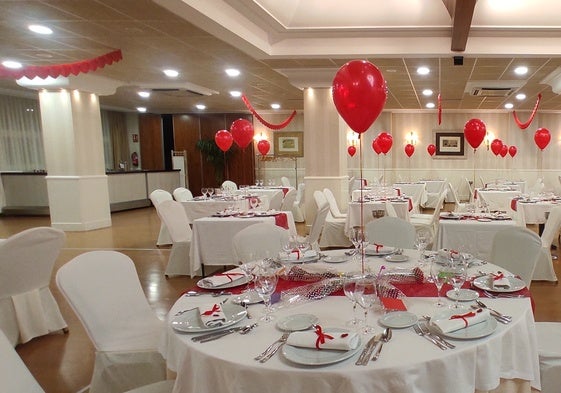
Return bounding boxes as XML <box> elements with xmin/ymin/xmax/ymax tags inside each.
<box><xmin>450</xmin><ymin>0</ymin><xmax>477</xmax><ymax>52</ymax></box>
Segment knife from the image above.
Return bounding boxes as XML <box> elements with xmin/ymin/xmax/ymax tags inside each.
<box><xmin>355</xmin><ymin>333</ymin><xmax>381</xmax><ymax>365</ymax></box>
<box><xmin>191</xmin><ymin>326</ymin><xmax>247</xmax><ymax>342</ymax></box>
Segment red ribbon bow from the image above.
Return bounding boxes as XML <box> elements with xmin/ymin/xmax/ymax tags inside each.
<box><xmin>216</xmin><ymin>272</ymin><xmax>244</xmax><ymax>282</ymax></box>
<box><xmin>291</xmin><ymin>249</ymin><xmax>301</xmax><ymax>259</ymax></box>
<box><xmin>202</xmin><ymin>304</ymin><xmax>221</xmax><ymax>316</ymax></box>
<box><xmin>492</xmin><ymin>272</ymin><xmax>504</xmax><ymax>281</ymax></box>
<box><xmin>314</xmin><ymin>325</ymin><xmax>334</xmax><ymax>349</ymax></box>
<box><xmin>450</xmin><ymin>250</ymin><xmax>459</xmax><ymax>257</ymax></box>
<box><xmin>450</xmin><ymin>309</ymin><xmax>482</xmax><ymax>327</ymax></box>
<box><xmin>375</xmin><ymin>243</ymin><xmax>383</xmax><ymax>252</ymax></box>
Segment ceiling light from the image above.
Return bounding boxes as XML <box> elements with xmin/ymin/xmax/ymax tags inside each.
<box><xmin>163</xmin><ymin>69</ymin><xmax>179</xmax><ymax>77</ymax></box>
<box><xmin>2</xmin><ymin>60</ymin><xmax>22</xmax><ymax>69</ymax></box>
<box><xmin>229</xmin><ymin>90</ymin><xmax>242</xmax><ymax>97</ymax></box>
<box><xmin>417</xmin><ymin>66</ymin><xmax>430</xmax><ymax>75</ymax></box>
<box><xmin>225</xmin><ymin>68</ymin><xmax>240</xmax><ymax>77</ymax></box>
<box><xmin>422</xmin><ymin>89</ymin><xmax>433</xmax><ymax>96</ymax></box>
<box><xmin>425</xmin><ymin>102</ymin><xmax>435</xmax><ymax>109</ymax></box>
<box><xmin>271</xmin><ymin>103</ymin><xmax>280</xmax><ymax>109</ymax></box>
<box><xmin>28</xmin><ymin>24</ymin><xmax>53</xmax><ymax>35</ymax></box>
<box><xmin>137</xmin><ymin>91</ymin><xmax>150</xmax><ymax>98</ymax></box>
<box><xmin>514</xmin><ymin>66</ymin><xmax>528</xmax><ymax>75</ymax></box>
<box><xmin>504</xmin><ymin>103</ymin><xmax>514</xmax><ymax>109</ymax></box>
<box><xmin>136</xmin><ymin>107</ymin><xmax>147</xmax><ymax>113</ymax></box>
<box><xmin>195</xmin><ymin>104</ymin><xmax>206</xmax><ymax>110</ymax></box>
<box><xmin>515</xmin><ymin>93</ymin><xmax>526</xmax><ymax>100</ymax></box>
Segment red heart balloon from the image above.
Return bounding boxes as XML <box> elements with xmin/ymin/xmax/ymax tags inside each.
<box><xmin>499</xmin><ymin>145</ymin><xmax>508</xmax><ymax>157</ymax></box>
<box><xmin>230</xmin><ymin>119</ymin><xmax>254</xmax><ymax>149</ymax></box>
<box><xmin>214</xmin><ymin>129</ymin><xmax>233</xmax><ymax>152</ymax></box>
<box><xmin>490</xmin><ymin>139</ymin><xmax>503</xmax><ymax>156</ymax></box>
<box><xmin>404</xmin><ymin>143</ymin><xmax>415</xmax><ymax>157</ymax></box>
<box><xmin>377</xmin><ymin>132</ymin><xmax>393</xmax><ymax>154</ymax></box>
<box><xmin>257</xmin><ymin>139</ymin><xmax>270</xmax><ymax>155</ymax></box>
<box><xmin>427</xmin><ymin>144</ymin><xmax>436</xmax><ymax>156</ymax></box>
<box><xmin>372</xmin><ymin>137</ymin><xmax>382</xmax><ymax>155</ymax></box>
<box><xmin>508</xmin><ymin>145</ymin><xmax>517</xmax><ymax>157</ymax></box>
<box><xmin>347</xmin><ymin>145</ymin><xmax>357</xmax><ymax>157</ymax></box>
<box><xmin>464</xmin><ymin>118</ymin><xmax>487</xmax><ymax>150</ymax></box>
<box><xmin>534</xmin><ymin>127</ymin><xmax>551</xmax><ymax>150</ymax></box>
<box><xmin>332</xmin><ymin>60</ymin><xmax>387</xmax><ymax>134</ymax></box>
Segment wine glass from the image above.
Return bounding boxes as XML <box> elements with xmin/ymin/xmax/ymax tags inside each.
<box><xmin>343</xmin><ymin>272</ymin><xmax>364</xmax><ymax>328</ymax></box>
<box><xmin>355</xmin><ymin>276</ymin><xmax>378</xmax><ymax>334</ymax></box>
<box><xmin>414</xmin><ymin>229</ymin><xmax>431</xmax><ymax>267</ymax></box>
<box><xmin>444</xmin><ymin>260</ymin><xmax>467</xmax><ymax>309</ymax></box>
<box><xmin>349</xmin><ymin>226</ymin><xmax>367</xmax><ymax>257</ymax></box>
<box><xmin>430</xmin><ymin>259</ymin><xmax>448</xmax><ymax>307</ymax></box>
<box><xmin>207</xmin><ymin>187</ymin><xmax>215</xmax><ymax>198</ymax></box>
<box><xmin>249</xmin><ymin>197</ymin><xmax>259</xmax><ymax>211</ymax></box>
<box><xmin>200</xmin><ymin>187</ymin><xmax>208</xmax><ymax>199</ymax></box>
<box><xmin>281</xmin><ymin>235</ymin><xmax>297</xmax><ymax>259</ymax></box>
<box><xmin>296</xmin><ymin>235</ymin><xmax>310</xmax><ymax>256</ymax></box>
<box><xmin>254</xmin><ymin>267</ymin><xmax>278</xmax><ymax>322</ymax></box>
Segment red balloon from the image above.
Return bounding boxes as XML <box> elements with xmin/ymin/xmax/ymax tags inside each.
<box><xmin>347</xmin><ymin>145</ymin><xmax>357</xmax><ymax>157</ymax></box>
<box><xmin>534</xmin><ymin>127</ymin><xmax>551</xmax><ymax>150</ymax></box>
<box><xmin>230</xmin><ymin>118</ymin><xmax>254</xmax><ymax>149</ymax></box>
<box><xmin>377</xmin><ymin>132</ymin><xmax>393</xmax><ymax>154</ymax></box>
<box><xmin>490</xmin><ymin>139</ymin><xmax>503</xmax><ymax>156</ymax></box>
<box><xmin>372</xmin><ymin>137</ymin><xmax>382</xmax><ymax>155</ymax></box>
<box><xmin>214</xmin><ymin>129</ymin><xmax>233</xmax><ymax>152</ymax></box>
<box><xmin>508</xmin><ymin>145</ymin><xmax>517</xmax><ymax>157</ymax></box>
<box><xmin>332</xmin><ymin>60</ymin><xmax>387</xmax><ymax>134</ymax></box>
<box><xmin>464</xmin><ymin>118</ymin><xmax>487</xmax><ymax>150</ymax></box>
<box><xmin>427</xmin><ymin>144</ymin><xmax>436</xmax><ymax>156</ymax></box>
<box><xmin>257</xmin><ymin>139</ymin><xmax>270</xmax><ymax>155</ymax></box>
<box><xmin>404</xmin><ymin>143</ymin><xmax>415</xmax><ymax>157</ymax></box>
<box><xmin>499</xmin><ymin>145</ymin><xmax>508</xmax><ymax>157</ymax></box>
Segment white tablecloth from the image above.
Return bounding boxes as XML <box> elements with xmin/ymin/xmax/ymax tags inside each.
<box><xmin>181</xmin><ymin>198</ymin><xmax>249</xmax><ymax>223</ymax></box>
<box><xmin>161</xmin><ymin>249</ymin><xmax>540</xmax><ymax>393</ymax></box>
<box><xmin>351</xmin><ymin>187</ymin><xmax>400</xmax><ymax>202</ymax></box>
<box><xmin>515</xmin><ymin>200</ymin><xmax>561</xmax><ymax>225</ymax></box>
<box><xmin>476</xmin><ymin>190</ymin><xmax>522</xmax><ymax>212</ymax></box>
<box><xmin>345</xmin><ymin>200</ymin><xmax>411</xmax><ymax>234</ymax></box>
<box><xmin>393</xmin><ymin>182</ymin><xmax>428</xmax><ymax>207</ymax></box>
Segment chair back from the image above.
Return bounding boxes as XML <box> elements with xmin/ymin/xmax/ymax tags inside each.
<box><xmin>280</xmin><ymin>188</ymin><xmax>297</xmax><ymax>211</ymax></box>
<box><xmin>308</xmin><ymin>204</ymin><xmax>329</xmax><ymax>248</ymax></box>
<box><xmin>384</xmin><ymin>201</ymin><xmax>398</xmax><ymax>217</ymax></box>
<box><xmin>465</xmin><ymin>178</ymin><xmax>475</xmax><ymax>203</ymax></box>
<box><xmin>0</xmin><ymin>330</ymin><xmax>44</xmax><ymax>392</ymax></box>
<box><xmin>490</xmin><ymin>227</ymin><xmax>542</xmax><ymax>287</ymax></box>
<box><xmin>313</xmin><ymin>190</ymin><xmax>328</xmax><ymax>210</ymax></box>
<box><xmin>156</xmin><ymin>200</ymin><xmax>192</xmax><ymax>243</ymax></box>
<box><xmin>221</xmin><ymin>180</ymin><xmax>238</xmax><ymax>192</ymax></box>
<box><xmin>296</xmin><ymin>183</ymin><xmax>305</xmax><ymax>206</ymax></box>
<box><xmin>268</xmin><ymin>190</ymin><xmax>284</xmax><ymax>210</ymax></box>
<box><xmin>541</xmin><ymin>206</ymin><xmax>561</xmax><ymax>248</ymax></box>
<box><xmin>280</xmin><ymin>176</ymin><xmax>291</xmax><ymax>187</ymax></box>
<box><xmin>56</xmin><ymin>251</ymin><xmax>163</xmax><ymax>351</ymax></box>
<box><xmin>172</xmin><ymin>187</ymin><xmax>193</xmax><ymax>201</ymax></box>
<box><xmin>348</xmin><ymin>176</ymin><xmax>356</xmax><ymax>196</ymax></box>
<box><xmin>365</xmin><ymin>216</ymin><xmax>416</xmax><ymax>249</ymax></box>
<box><xmin>149</xmin><ymin>189</ymin><xmax>172</xmax><ymax>206</ymax></box>
<box><xmin>232</xmin><ymin>223</ymin><xmax>289</xmax><ymax>262</ymax></box>
<box><xmin>323</xmin><ymin>188</ymin><xmax>345</xmax><ymax>217</ymax></box>
<box><xmin>430</xmin><ymin>190</ymin><xmax>448</xmax><ymax>225</ymax></box>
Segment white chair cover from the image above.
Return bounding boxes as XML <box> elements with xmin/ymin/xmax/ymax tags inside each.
<box><xmin>348</xmin><ymin>176</ymin><xmax>356</xmax><ymax>198</ymax></box>
<box><xmin>528</xmin><ymin>178</ymin><xmax>545</xmax><ymax>196</ymax></box>
<box><xmin>465</xmin><ymin>177</ymin><xmax>475</xmax><ymax>203</ymax></box>
<box><xmin>221</xmin><ymin>180</ymin><xmax>238</xmax><ymax>191</ymax></box>
<box><xmin>536</xmin><ymin>322</ymin><xmax>561</xmax><ymax>393</ymax></box>
<box><xmin>323</xmin><ymin>188</ymin><xmax>347</xmax><ymax>218</ymax></box>
<box><xmin>172</xmin><ymin>187</ymin><xmax>193</xmax><ymax>202</ymax></box>
<box><xmin>313</xmin><ymin>191</ymin><xmax>351</xmax><ymax>248</ymax></box>
<box><xmin>410</xmin><ymin>190</ymin><xmax>447</xmax><ymax>239</ymax></box>
<box><xmin>384</xmin><ymin>201</ymin><xmax>398</xmax><ymax>218</ymax></box>
<box><xmin>124</xmin><ymin>380</ymin><xmax>175</xmax><ymax>393</ymax></box>
<box><xmin>447</xmin><ymin>182</ymin><xmax>467</xmax><ymax>213</ymax></box>
<box><xmin>423</xmin><ymin>179</ymin><xmax>447</xmax><ymax>208</ymax></box>
<box><xmin>56</xmin><ymin>251</ymin><xmax>166</xmax><ymax>393</ymax></box>
<box><xmin>232</xmin><ymin>222</ymin><xmax>289</xmax><ymax>262</ymax></box>
<box><xmin>149</xmin><ymin>190</ymin><xmax>173</xmax><ymax>246</ymax></box>
<box><xmin>156</xmin><ymin>200</ymin><xmax>192</xmax><ymax>277</ymax></box>
<box><xmin>534</xmin><ymin>206</ymin><xmax>561</xmax><ymax>282</ymax></box>
<box><xmin>490</xmin><ymin>227</ymin><xmax>542</xmax><ymax>288</ymax></box>
<box><xmin>268</xmin><ymin>190</ymin><xmax>284</xmax><ymax>211</ymax></box>
<box><xmin>409</xmin><ymin>186</ymin><xmax>425</xmax><ymax>214</ymax></box>
<box><xmin>280</xmin><ymin>176</ymin><xmax>291</xmax><ymax>187</ymax></box>
<box><xmin>0</xmin><ymin>330</ymin><xmax>44</xmax><ymax>392</ymax></box>
<box><xmin>0</xmin><ymin>227</ymin><xmax>67</xmax><ymax>346</ymax></box>
<box><xmin>365</xmin><ymin>217</ymin><xmax>415</xmax><ymax>249</ymax></box>
<box><xmin>292</xmin><ymin>183</ymin><xmax>306</xmax><ymax>222</ymax></box>
<box><xmin>280</xmin><ymin>188</ymin><xmax>297</xmax><ymax>212</ymax></box>
<box><xmin>308</xmin><ymin>204</ymin><xmax>329</xmax><ymax>252</ymax></box>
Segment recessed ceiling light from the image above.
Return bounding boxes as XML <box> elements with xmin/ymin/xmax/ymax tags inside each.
<box><xmin>2</xmin><ymin>60</ymin><xmax>22</xmax><ymax>69</ymax></box>
<box><xmin>195</xmin><ymin>104</ymin><xmax>206</xmax><ymax>110</ymax></box>
<box><xmin>504</xmin><ymin>103</ymin><xmax>514</xmax><ymax>109</ymax></box>
<box><xmin>270</xmin><ymin>103</ymin><xmax>280</xmax><ymax>109</ymax></box>
<box><xmin>163</xmin><ymin>69</ymin><xmax>179</xmax><ymax>77</ymax></box>
<box><xmin>514</xmin><ymin>66</ymin><xmax>528</xmax><ymax>75</ymax></box>
<box><xmin>417</xmin><ymin>66</ymin><xmax>430</xmax><ymax>75</ymax></box>
<box><xmin>136</xmin><ymin>107</ymin><xmax>147</xmax><ymax>113</ymax></box>
<box><xmin>229</xmin><ymin>90</ymin><xmax>242</xmax><ymax>97</ymax></box>
<box><xmin>28</xmin><ymin>24</ymin><xmax>53</xmax><ymax>35</ymax></box>
<box><xmin>137</xmin><ymin>91</ymin><xmax>150</xmax><ymax>98</ymax></box>
<box><xmin>225</xmin><ymin>68</ymin><xmax>240</xmax><ymax>77</ymax></box>
<box><xmin>422</xmin><ymin>89</ymin><xmax>433</xmax><ymax>96</ymax></box>
<box><xmin>425</xmin><ymin>102</ymin><xmax>435</xmax><ymax>109</ymax></box>
<box><xmin>515</xmin><ymin>93</ymin><xmax>526</xmax><ymax>100</ymax></box>
<box><xmin>386</xmin><ymin>69</ymin><xmax>397</xmax><ymax>73</ymax></box>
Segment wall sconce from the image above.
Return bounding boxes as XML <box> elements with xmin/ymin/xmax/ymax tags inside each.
<box><xmin>347</xmin><ymin>130</ymin><xmax>359</xmax><ymax>146</ymax></box>
<box><xmin>253</xmin><ymin>132</ymin><xmax>267</xmax><ymax>141</ymax></box>
<box><xmin>484</xmin><ymin>132</ymin><xmax>495</xmax><ymax>150</ymax></box>
<box><xmin>406</xmin><ymin>131</ymin><xmax>418</xmax><ymax>145</ymax></box>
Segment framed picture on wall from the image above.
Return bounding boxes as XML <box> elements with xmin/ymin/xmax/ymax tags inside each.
<box><xmin>274</xmin><ymin>132</ymin><xmax>304</xmax><ymax>157</ymax></box>
<box><xmin>435</xmin><ymin>132</ymin><xmax>465</xmax><ymax>157</ymax></box>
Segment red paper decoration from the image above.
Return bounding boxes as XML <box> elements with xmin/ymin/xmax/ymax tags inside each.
<box><xmin>241</xmin><ymin>94</ymin><xmax>296</xmax><ymax>130</ymax></box>
<box><xmin>513</xmin><ymin>94</ymin><xmax>542</xmax><ymax>130</ymax></box>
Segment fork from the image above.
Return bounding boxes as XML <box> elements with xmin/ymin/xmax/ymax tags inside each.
<box><xmin>418</xmin><ymin>322</ymin><xmax>455</xmax><ymax>349</ymax></box>
<box><xmin>482</xmin><ymin>290</ymin><xmax>524</xmax><ymax>299</ymax></box>
<box><xmin>254</xmin><ymin>333</ymin><xmax>290</xmax><ymax>362</ymax></box>
<box><xmin>474</xmin><ymin>300</ymin><xmax>512</xmax><ymax>323</ymax></box>
<box><xmin>413</xmin><ymin>324</ymin><xmax>447</xmax><ymax>350</ymax></box>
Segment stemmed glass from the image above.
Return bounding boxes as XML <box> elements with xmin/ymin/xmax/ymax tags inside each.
<box><xmin>238</xmin><ymin>260</ymin><xmax>257</xmax><ymax>297</ymax></box>
<box><xmin>444</xmin><ymin>260</ymin><xmax>467</xmax><ymax>309</ymax></box>
<box><xmin>355</xmin><ymin>276</ymin><xmax>378</xmax><ymax>334</ymax></box>
<box><xmin>207</xmin><ymin>187</ymin><xmax>215</xmax><ymax>198</ymax></box>
<box><xmin>349</xmin><ymin>226</ymin><xmax>368</xmax><ymax>258</ymax></box>
<box><xmin>254</xmin><ymin>267</ymin><xmax>278</xmax><ymax>322</ymax></box>
<box><xmin>430</xmin><ymin>259</ymin><xmax>448</xmax><ymax>307</ymax></box>
<box><xmin>281</xmin><ymin>235</ymin><xmax>297</xmax><ymax>259</ymax></box>
<box><xmin>414</xmin><ymin>229</ymin><xmax>431</xmax><ymax>267</ymax></box>
<box><xmin>296</xmin><ymin>236</ymin><xmax>310</xmax><ymax>256</ymax></box>
<box><xmin>201</xmin><ymin>187</ymin><xmax>208</xmax><ymax>199</ymax></box>
<box><xmin>343</xmin><ymin>272</ymin><xmax>364</xmax><ymax>328</ymax></box>
<box><xmin>249</xmin><ymin>197</ymin><xmax>259</xmax><ymax>211</ymax></box>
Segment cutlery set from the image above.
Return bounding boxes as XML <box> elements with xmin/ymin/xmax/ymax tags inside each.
<box><xmin>191</xmin><ymin>323</ymin><xmax>258</xmax><ymax>343</ymax></box>
<box><xmin>254</xmin><ymin>333</ymin><xmax>290</xmax><ymax>363</ymax></box>
<box><xmin>413</xmin><ymin>323</ymin><xmax>455</xmax><ymax>350</ymax></box>
<box><xmin>472</xmin><ymin>300</ymin><xmax>512</xmax><ymax>324</ymax></box>
<box><xmin>355</xmin><ymin>328</ymin><xmax>392</xmax><ymax>365</ymax></box>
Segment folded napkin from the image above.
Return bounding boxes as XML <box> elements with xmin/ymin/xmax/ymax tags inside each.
<box><xmin>366</xmin><ymin>244</ymin><xmax>393</xmax><ymax>254</ymax></box>
<box><xmin>287</xmin><ymin>250</ymin><xmax>317</xmax><ymax>261</ymax></box>
<box><xmin>200</xmin><ymin>268</ymin><xmax>245</xmax><ymax>287</ymax></box>
<box><xmin>199</xmin><ymin>303</ymin><xmax>227</xmax><ymax>327</ymax></box>
<box><xmin>491</xmin><ymin>272</ymin><xmax>511</xmax><ymax>289</ymax></box>
<box><xmin>286</xmin><ymin>326</ymin><xmax>359</xmax><ymax>351</ymax></box>
<box><xmin>274</xmin><ymin>212</ymin><xmax>289</xmax><ymax>230</ymax></box>
<box><xmin>432</xmin><ymin>308</ymin><xmax>491</xmax><ymax>334</ymax></box>
<box><xmin>437</xmin><ymin>248</ymin><xmax>460</xmax><ymax>263</ymax></box>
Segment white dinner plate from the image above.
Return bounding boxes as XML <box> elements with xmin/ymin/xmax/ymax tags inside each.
<box><xmin>276</xmin><ymin>314</ymin><xmax>319</xmax><ymax>331</ymax></box>
<box><xmin>279</xmin><ymin>253</ymin><xmax>320</xmax><ymax>264</ymax></box>
<box><xmin>446</xmin><ymin>289</ymin><xmax>479</xmax><ymax>302</ymax></box>
<box><xmin>477</xmin><ymin>218</ymin><xmax>492</xmax><ymax>222</ymax></box>
<box><xmin>196</xmin><ymin>275</ymin><xmax>252</xmax><ymax>290</ymax></box>
<box><xmin>385</xmin><ymin>254</ymin><xmax>409</xmax><ymax>263</ymax></box>
<box><xmin>365</xmin><ymin>246</ymin><xmax>395</xmax><ymax>256</ymax></box>
<box><xmin>472</xmin><ymin>275</ymin><xmax>526</xmax><ymax>293</ymax></box>
<box><xmin>429</xmin><ymin>308</ymin><xmax>497</xmax><ymax>340</ymax></box>
<box><xmin>281</xmin><ymin>328</ymin><xmax>362</xmax><ymax>366</ymax></box>
<box><xmin>237</xmin><ymin>213</ymin><xmax>255</xmax><ymax>218</ymax></box>
<box><xmin>231</xmin><ymin>290</ymin><xmax>262</xmax><ymax>305</ymax></box>
<box><xmin>439</xmin><ymin>213</ymin><xmax>461</xmax><ymax>220</ymax></box>
<box><xmin>323</xmin><ymin>255</ymin><xmax>349</xmax><ymax>264</ymax></box>
<box><xmin>170</xmin><ymin>303</ymin><xmax>247</xmax><ymax>333</ymax></box>
<box><xmin>379</xmin><ymin>311</ymin><xmax>418</xmax><ymax>328</ymax></box>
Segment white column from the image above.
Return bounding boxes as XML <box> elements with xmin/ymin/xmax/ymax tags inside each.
<box><xmin>39</xmin><ymin>89</ymin><xmax>111</xmax><ymax>231</ymax></box>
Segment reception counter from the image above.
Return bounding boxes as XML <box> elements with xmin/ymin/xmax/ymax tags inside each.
<box><xmin>0</xmin><ymin>170</ymin><xmax>180</xmax><ymax>215</ymax></box>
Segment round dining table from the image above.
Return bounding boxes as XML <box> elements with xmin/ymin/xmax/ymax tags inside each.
<box><xmin>159</xmin><ymin>249</ymin><xmax>540</xmax><ymax>393</ymax></box>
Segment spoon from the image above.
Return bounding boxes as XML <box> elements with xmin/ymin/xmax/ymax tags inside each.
<box><xmin>184</xmin><ymin>291</ymin><xmax>201</xmax><ymax>297</ymax></box>
<box><xmin>372</xmin><ymin>328</ymin><xmax>392</xmax><ymax>361</ymax></box>
<box><xmin>242</xmin><ymin>299</ymin><xmax>252</xmax><ymax>319</ymax></box>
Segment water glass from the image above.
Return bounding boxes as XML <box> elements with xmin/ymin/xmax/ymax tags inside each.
<box><xmin>355</xmin><ymin>276</ymin><xmax>378</xmax><ymax>334</ymax></box>
<box><xmin>444</xmin><ymin>261</ymin><xmax>467</xmax><ymax>309</ymax></box>
<box><xmin>430</xmin><ymin>260</ymin><xmax>448</xmax><ymax>307</ymax></box>
<box><xmin>414</xmin><ymin>229</ymin><xmax>431</xmax><ymax>266</ymax></box>
<box><xmin>343</xmin><ymin>272</ymin><xmax>365</xmax><ymax>328</ymax></box>
<box><xmin>254</xmin><ymin>268</ymin><xmax>278</xmax><ymax>322</ymax></box>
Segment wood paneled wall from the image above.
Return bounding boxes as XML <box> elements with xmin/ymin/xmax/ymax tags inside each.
<box><xmin>138</xmin><ymin>114</ymin><xmax>164</xmax><ymax>170</ymax></box>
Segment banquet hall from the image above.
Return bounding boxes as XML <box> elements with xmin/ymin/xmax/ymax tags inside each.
<box><xmin>2</xmin><ymin>1</ymin><xmax>561</xmax><ymax>392</ymax></box>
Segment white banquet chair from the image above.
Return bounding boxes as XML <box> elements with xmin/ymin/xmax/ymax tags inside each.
<box><xmin>410</xmin><ymin>190</ymin><xmax>447</xmax><ymax>240</ymax></box>
<box><xmin>534</xmin><ymin>206</ymin><xmax>561</xmax><ymax>282</ymax></box>
<box><xmin>155</xmin><ymin>200</ymin><xmax>192</xmax><ymax>277</ymax></box>
<box><xmin>447</xmin><ymin>182</ymin><xmax>468</xmax><ymax>213</ymax></box>
<box><xmin>172</xmin><ymin>187</ymin><xmax>193</xmax><ymax>202</ymax></box>
<box><xmin>280</xmin><ymin>188</ymin><xmax>297</xmax><ymax>212</ymax></box>
<box><xmin>268</xmin><ymin>190</ymin><xmax>284</xmax><ymax>211</ymax></box>
<box><xmin>308</xmin><ymin>203</ymin><xmax>330</xmax><ymax>252</ymax></box>
<box><xmin>221</xmin><ymin>180</ymin><xmax>238</xmax><ymax>192</ymax></box>
<box><xmin>232</xmin><ymin>222</ymin><xmax>289</xmax><ymax>263</ymax></box>
<box><xmin>0</xmin><ymin>329</ymin><xmax>44</xmax><ymax>392</ymax></box>
<box><xmin>0</xmin><ymin>226</ymin><xmax>67</xmax><ymax>346</ymax></box>
<box><xmin>280</xmin><ymin>176</ymin><xmax>291</xmax><ymax>187</ymax></box>
<box><xmin>149</xmin><ymin>189</ymin><xmax>173</xmax><ymax>246</ymax></box>
<box><xmin>292</xmin><ymin>183</ymin><xmax>306</xmax><ymax>222</ymax></box>
<box><xmin>423</xmin><ymin>179</ymin><xmax>447</xmax><ymax>209</ymax></box>
<box><xmin>489</xmin><ymin>227</ymin><xmax>542</xmax><ymax>288</ymax></box>
<box><xmin>313</xmin><ymin>190</ymin><xmax>351</xmax><ymax>248</ymax></box>
<box><xmin>535</xmin><ymin>322</ymin><xmax>561</xmax><ymax>393</ymax></box>
<box><xmin>56</xmin><ymin>251</ymin><xmax>167</xmax><ymax>393</ymax></box>
<box><xmin>465</xmin><ymin>177</ymin><xmax>475</xmax><ymax>203</ymax></box>
<box><xmin>323</xmin><ymin>188</ymin><xmax>347</xmax><ymax>219</ymax></box>
<box><xmin>124</xmin><ymin>380</ymin><xmax>175</xmax><ymax>393</ymax></box>
<box><xmin>365</xmin><ymin>217</ymin><xmax>416</xmax><ymax>249</ymax></box>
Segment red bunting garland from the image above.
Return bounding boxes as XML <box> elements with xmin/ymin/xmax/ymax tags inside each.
<box><xmin>437</xmin><ymin>93</ymin><xmax>442</xmax><ymax>125</ymax></box>
<box><xmin>241</xmin><ymin>94</ymin><xmax>297</xmax><ymax>130</ymax></box>
<box><xmin>0</xmin><ymin>49</ymin><xmax>123</xmax><ymax>80</ymax></box>
<box><xmin>513</xmin><ymin>93</ymin><xmax>542</xmax><ymax>129</ymax></box>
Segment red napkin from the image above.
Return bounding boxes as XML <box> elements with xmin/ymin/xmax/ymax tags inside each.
<box><xmin>474</xmin><ymin>190</ymin><xmax>478</xmax><ymax>199</ymax></box>
<box><xmin>510</xmin><ymin>199</ymin><xmax>518</xmax><ymax>211</ymax></box>
<box><xmin>407</xmin><ymin>198</ymin><xmax>413</xmax><ymax>211</ymax></box>
<box><xmin>394</xmin><ymin>188</ymin><xmax>401</xmax><ymax>196</ymax></box>
<box><xmin>282</xmin><ymin>187</ymin><xmax>289</xmax><ymax>196</ymax></box>
<box><xmin>275</xmin><ymin>212</ymin><xmax>289</xmax><ymax>229</ymax></box>
<box><xmin>380</xmin><ymin>298</ymin><xmax>407</xmax><ymax>311</ymax></box>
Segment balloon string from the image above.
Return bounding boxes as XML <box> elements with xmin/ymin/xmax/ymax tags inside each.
<box><xmin>359</xmin><ymin>135</ymin><xmax>365</xmax><ymax>274</ymax></box>
<box><xmin>513</xmin><ymin>93</ymin><xmax>542</xmax><ymax>129</ymax></box>
<box><xmin>241</xmin><ymin>94</ymin><xmax>297</xmax><ymax>130</ymax></box>
<box><xmin>437</xmin><ymin>93</ymin><xmax>442</xmax><ymax>125</ymax></box>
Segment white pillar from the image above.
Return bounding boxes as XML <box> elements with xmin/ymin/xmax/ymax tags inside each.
<box><xmin>39</xmin><ymin>89</ymin><xmax>111</xmax><ymax>231</ymax></box>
